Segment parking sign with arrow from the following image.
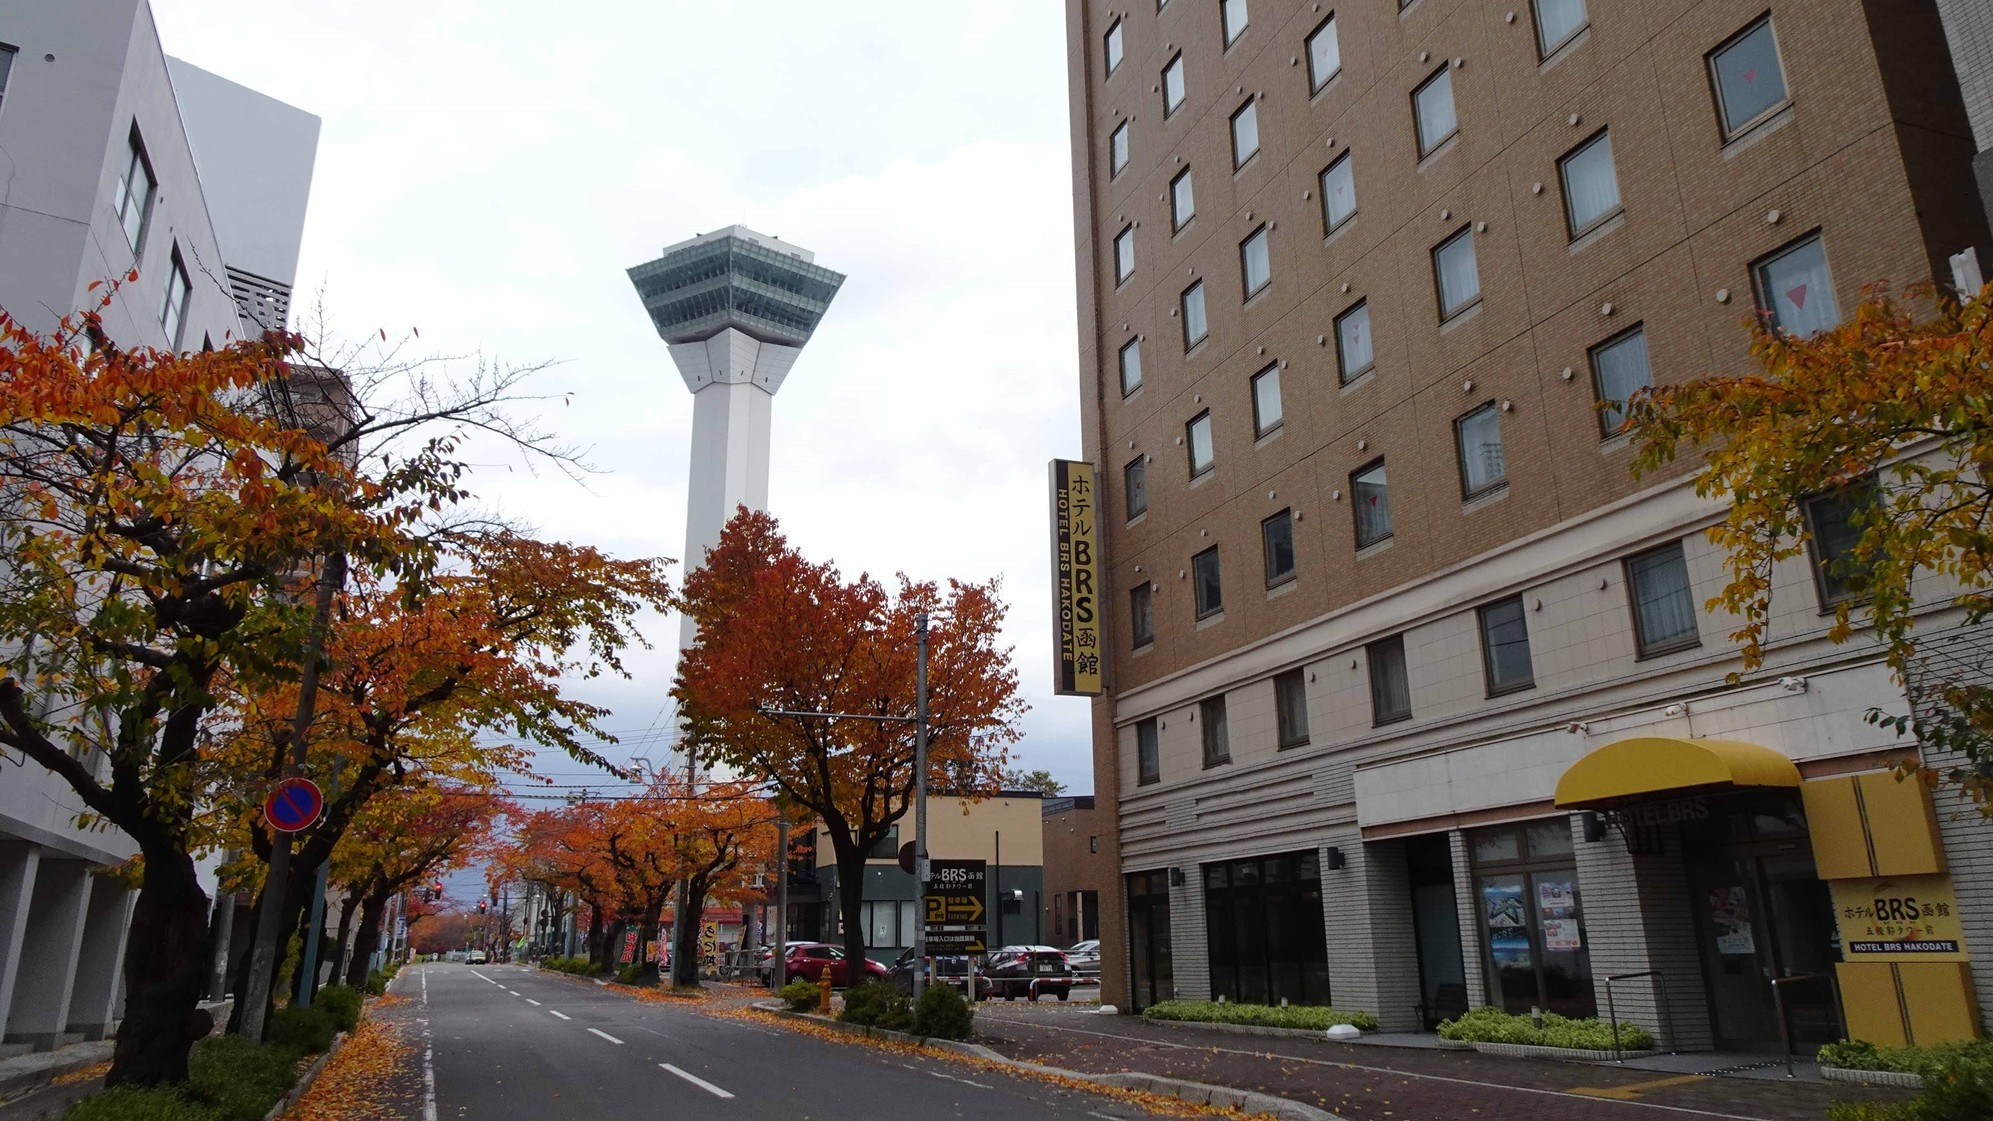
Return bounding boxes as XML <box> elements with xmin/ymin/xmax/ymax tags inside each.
<box><xmin>923</xmin><ymin>858</ymin><xmax>988</xmax><ymax>954</ymax></box>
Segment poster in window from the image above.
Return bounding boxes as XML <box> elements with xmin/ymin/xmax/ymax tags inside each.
<box><xmin>1483</xmin><ymin>881</ymin><xmax>1526</xmax><ymax>930</ymax></box>
<box><xmin>1537</xmin><ymin>878</ymin><xmax>1577</xmax><ymax>918</ymax></box>
<box><xmin>1541</xmin><ymin>919</ymin><xmax>1582</xmax><ymax>953</ymax></box>
<box><xmin>1708</xmin><ymin>885</ymin><xmax>1756</xmax><ymax>955</ymax></box>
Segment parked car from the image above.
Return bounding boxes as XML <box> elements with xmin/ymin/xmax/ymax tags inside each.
<box><xmin>978</xmin><ymin>945</ymin><xmax>1075</xmax><ymax>1001</ymax></box>
<box><xmin>886</xmin><ymin>947</ymin><xmax>979</xmax><ymax>996</ymax></box>
<box><xmin>758</xmin><ymin>942</ymin><xmax>890</xmax><ymax>988</ymax></box>
<box><xmin>466</xmin><ymin>949</ymin><xmax>488</xmax><ymax>965</ymax></box>
<box><xmin>1065</xmin><ymin>939</ymin><xmax>1101</xmax><ymax>976</ymax></box>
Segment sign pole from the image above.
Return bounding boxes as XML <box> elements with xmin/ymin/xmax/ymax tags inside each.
<box><xmin>913</xmin><ymin>611</ymin><xmax>930</xmax><ymax>1000</ymax></box>
<box><xmin>773</xmin><ymin>815</ymin><xmax>789</xmax><ymax>989</ymax></box>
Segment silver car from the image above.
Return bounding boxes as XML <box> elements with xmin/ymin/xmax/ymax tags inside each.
<box><xmin>1065</xmin><ymin>939</ymin><xmax>1101</xmax><ymax>976</ymax></box>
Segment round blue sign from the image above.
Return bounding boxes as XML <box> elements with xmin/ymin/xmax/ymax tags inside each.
<box><xmin>265</xmin><ymin>777</ymin><xmax>323</xmax><ymax>833</ymax></box>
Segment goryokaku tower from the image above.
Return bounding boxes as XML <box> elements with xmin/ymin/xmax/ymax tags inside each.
<box><xmin>627</xmin><ymin>226</ymin><xmax>845</xmax><ymax>651</ymax></box>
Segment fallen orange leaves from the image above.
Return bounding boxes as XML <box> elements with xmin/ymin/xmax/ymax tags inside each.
<box><xmin>289</xmin><ymin>1013</ymin><xmax>415</xmax><ymax>1121</ymax></box>
<box><xmin>51</xmin><ymin>1061</ymin><xmax>111</xmax><ymax>1086</ymax></box>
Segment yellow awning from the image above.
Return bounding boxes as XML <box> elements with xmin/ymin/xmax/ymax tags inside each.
<box><xmin>1553</xmin><ymin>736</ymin><xmax>1802</xmax><ymax>810</ymax></box>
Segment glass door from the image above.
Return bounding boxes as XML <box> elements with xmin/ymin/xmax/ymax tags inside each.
<box><xmin>1126</xmin><ymin>871</ymin><xmax>1174</xmax><ymax>1012</ymax></box>
<box><xmin>1691</xmin><ymin>856</ymin><xmax>1779</xmax><ymax>1048</ymax></box>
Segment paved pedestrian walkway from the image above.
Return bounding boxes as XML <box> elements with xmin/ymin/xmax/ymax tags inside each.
<box><xmin>972</xmin><ymin>1005</ymin><xmax>1910</xmax><ymax>1121</ymax></box>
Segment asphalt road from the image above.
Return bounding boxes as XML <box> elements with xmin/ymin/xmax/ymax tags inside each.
<box><xmin>402</xmin><ymin>962</ymin><xmax>1179</xmax><ymax>1121</ymax></box>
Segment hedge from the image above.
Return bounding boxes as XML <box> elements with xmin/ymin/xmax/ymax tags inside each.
<box><xmin>838</xmin><ymin>982</ymin><xmax>914</xmax><ymax>1032</ymax></box>
<box><xmin>1819</xmin><ymin>1039</ymin><xmax>1993</xmax><ymax>1078</ymax></box>
<box><xmin>185</xmin><ymin>1035</ymin><xmax>303</xmax><ymax>1121</ymax></box>
<box><xmin>314</xmin><ymin>985</ymin><xmax>362</xmax><ymax>1034</ymax></box>
<box><xmin>913</xmin><ymin>982</ymin><xmax>975</xmax><ymax>1040</ymax></box>
<box><xmin>267</xmin><ymin>1004</ymin><xmax>336</xmax><ymax>1055</ymax></box>
<box><xmin>778</xmin><ymin>979</ymin><xmax>820</xmax><ymax>1012</ymax></box>
<box><xmin>1436</xmin><ymin>1006</ymin><xmax>1653</xmax><ymax>1052</ymax></box>
<box><xmin>1143</xmin><ymin>1000</ymin><xmax>1380</xmax><ymax>1033</ymax></box>
<box><xmin>1823</xmin><ymin>1043</ymin><xmax>1993</xmax><ymax>1121</ymax></box>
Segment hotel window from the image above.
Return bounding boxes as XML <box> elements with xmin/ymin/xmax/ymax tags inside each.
<box><xmin>1589</xmin><ymin>326</ymin><xmax>1650</xmax><ymax>437</ymax></box>
<box><xmin>1413</xmin><ymin>67</ymin><xmax>1458</xmax><ymax>158</ymax></box>
<box><xmin>1532</xmin><ymin>0</ymin><xmax>1587</xmax><ymax>58</ymax></box>
<box><xmin>1335</xmin><ymin>299</ymin><xmax>1373</xmax><ymax>382</ymax></box>
<box><xmin>1432</xmin><ymin>228</ymin><xmax>1480</xmax><ymax>320</ymax></box>
<box><xmin>1320</xmin><ymin>151</ymin><xmax>1356</xmax><ymax>233</ymax></box>
<box><xmin>1250</xmin><ymin>363</ymin><xmax>1282</xmax><ymax>437</ymax></box>
<box><xmin>1367</xmin><ymin>635</ymin><xmax>1411</xmax><ymax>725</ymax></box>
<box><xmin>1351</xmin><ymin>458</ymin><xmax>1391</xmax><ymax>547</ymax></box>
<box><xmin>1274</xmin><ymin>668</ymin><xmax>1308</xmax><ymax>747</ymax></box>
<box><xmin>1137</xmin><ymin>718</ymin><xmax>1161</xmax><ymax>784</ymax></box>
<box><xmin>1306</xmin><ymin>16</ymin><xmax>1340</xmax><ymax>92</ymax></box>
<box><xmin>1199</xmin><ymin>694</ymin><xmax>1230</xmax><ymax>766</ymax></box>
<box><xmin>1181</xmin><ymin>280</ymin><xmax>1208</xmax><ymax>348</ymax></box>
<box><xmin>1478</xmin><ymin>595</ymin><xmax>1534</xmax><ymax>695</ymax></box>
<box><xmin>1240</xmin><ymin>225</ymin><xmax>1270</xmax><ymax>298</ymax></box>
<box><xmin>1110</xmin><ymin>120</ymin><xmax>1130</xmax><ymax>177</ymax></box>
<box><xmin>1708</xmin><ymin>17</ymin><xmax>1788</xmax><ymax>139</ymax></box>
<box><xmin>1558</xmin><ymin>131</ymin><xmax>1620</xmax><ymax>238</ymax></box>
<box><xmin>1231</xmin><ymin>100</ymin><xmax>1260</xmax><ymax>169</ymax></box>
<box><xmin>1170</xmin><ymin>168</ymin><xmax>1195</xmax><ymax>231</ymax></box>
<box><xmin>1193</xmin><ymin>546</ymin><xmax>1223</xmax><ymax>620</ymax></box>
<box><xmin>1222</xmin><ymin>0</ymin><xmax>1249</xmax><ymax>46</ymax></box>
<box><xmin>1105</xmin><ymin>18</ymin><xmax>1126</xmax><ymax>74</ymax></box>
<box><xmin>1120</xmin><ymin>337</ymin><xmax>1144</xmax><ymax>396</ymax></box>
<box><xmin>1754</xmin><ymin>234</ymin><xmax>1839</xmax><ymax>338</ymax></box>
<box><xmin>114</xmin><ymin>129</ymin><xmax>156</xmax><ymax>252</ymax></box>
<box><xmin>1124</xmin><ymin>455</ymin><xmax>1147</xmax><ymax>520</ymax></box>
<box><xmin>160</xmin><ymin>248</ymin><xmax>191</xmax><ymax>349</ymax></box>
<box><xmin>1186</xmin><ymin>410</ymin><xmax>1214</xmax><ymax>477</ymax></box>
<box><xmin>0</xmin><ymin>44</ymin><xmax>16</xmax><ymax>113</ymax></box>
<box><xmin>1131</xmin><ymin>582</ymin><xmax>1155</xmax><ymax>647</ymax></box>
<box><xmin>1626</xmin><ymin>541</ymin><xmax>1699</xmax><ymax>656</ymax></box>
<box><xmin>1805</xmin><ymin>482</ymin><xmax>1875</xmax><ymax>606</ymax></box>
<box><xmin>1469</xmin><ymin>821</ymin><xmax>1595</xmax><ymax>1019</ymax></box>
<box><xmin>1164</xmin><ymin>54</ymin><xmax>1186</xmax><ymax>116</ymax></box>
<box><xmin>1262</xmin><ymin>508</ymin><xmax>1295</xmax><ymax>588</ymax></box>
<box><xmin>1454</xmin><ymin>402</ymin><xmax>1506</xmax><ymax>498</ymax></box>
<box><xmin>1115</xmin><ymin>225</ymin><xmax>1135</xmax><ymax>284</ymax></box>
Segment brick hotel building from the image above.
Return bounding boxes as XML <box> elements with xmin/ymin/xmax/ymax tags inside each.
<box><xmin>1064</xmin><ymin>0</ymin><xmax>1993</xmax><ymax>1049</ymax></box>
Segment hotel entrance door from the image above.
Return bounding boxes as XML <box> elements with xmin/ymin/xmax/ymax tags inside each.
<box><xmin>1682</xmin><ymin>793</ymin><xmax>1841</xmax><ymax>1051</ymax></box>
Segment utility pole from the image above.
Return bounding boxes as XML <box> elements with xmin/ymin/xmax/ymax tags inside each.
<box><xmin>912</xmin><ymin>611</ymin><xmax>930</xmax><ymax>1000</ymax></box>
<box><xmin>240</xmin><ymin>550</ymin><xmax>346</xmax><ymax>1041</ymax></box>
<box><xmin>773</xmin><ymin>815</ymin><xmax>789</xmax><ymax>989</ymax></box>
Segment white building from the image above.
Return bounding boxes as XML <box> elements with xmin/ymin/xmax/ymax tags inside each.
<box><xmin>0</xmin><ymin>1</ymin><xmax>318</xmax><ymax>1053</ymax></box>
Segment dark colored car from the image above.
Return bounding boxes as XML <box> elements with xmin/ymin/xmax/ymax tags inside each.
<box><xmin>759</xmin><ymin>942</ymin><xmax>890</xmax><ymax>988</ymax></box>
<box><xmin>978</xmin><ymin>945</ymin><xmax>1075</xmax><ymax>1001</ymax></box>
<box><xmin>887</xmin><ymin>947</ymin><xmax>979</xmax><ymax>996</ymax></box>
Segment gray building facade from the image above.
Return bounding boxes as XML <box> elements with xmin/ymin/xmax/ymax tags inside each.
<box><xmin>0</xmin><ymin>0</ymin><xmax>318</xmax><ymax>1053</ymax></box>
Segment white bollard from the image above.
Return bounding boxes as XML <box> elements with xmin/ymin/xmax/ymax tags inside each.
<box><xmin>1325</xmin><ymin>1024</ymin><xmax>1362</xmax><ymax>1041</ymax></box>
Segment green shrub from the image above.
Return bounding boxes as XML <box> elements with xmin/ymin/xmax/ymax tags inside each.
<box><xmin>1435</xmin><ymin>1006</ymin><xmax>1653</xmax><ymax>1052</ymax></box>
<box><xmin>779</xmin><ymin>979</ymin><xmax>820</xmax><ymax>1012</ymax></box>
<box><xmin>186</xmin><ymin>1035</ymin><xmax>302</xmax><ymax>1121</ymax></box>
<box><xmin>838</xmin><ymin>981</ymin><xmax>914</xmax><ymax>1032</ymax></box>
<box><xmin>1818</xmin><ymin>1038</ymin><xmax>1993</xmax><ymax>1077</ymax></box>
<box><xmin>363</xmin><ymin>970</ymin><xmax>389</xmax><ymax>996</ymax></box>
<box><xmin>1821</xmin><ymin>1041</ymin><xmax>1993</xmax><ymax>1121</ymax></box>
<box><xmin>65</xmin><ymin>1088</ymin><xmax>221</xmax><ymax>1121</ymax></box>
<box><xmin>913</xmin><ymin>982</ymin><xmax>974</xmax><ymax>1040</ymax></box>
<box><xmin>313</xmin><ymin>985</ymin><xmax>362</xmax><ymax>1033</ymax></box>
<box><xmin>1827</xmin><ymin>1105</ymin><xmax>1916</xmax><ymax>1121</ymax></box>
<box><xmin>1142</xmin><ymin>999</ymin><xmax>1380</xmax><ymax>1033</ymax></box>
<box><xmin>614</xmin><ymin>964</ymin><xmax>643</xmax><ymax>985</ymax></box>
<box><xmin>541</xmin><ymin>956</ymin><xmax>595</xmax><ymax>975</ymax></box>
<box><xmin>267</xmin><ymin>1004</ymin><xmax>336</xmax><ymax>1054</ymax></box>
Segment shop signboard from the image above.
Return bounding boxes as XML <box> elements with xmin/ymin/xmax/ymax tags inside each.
<box><xmin>925</xmin><ymin>858</ymin><xmax>988</xmax><ymax>954</ymax></box>
<box><xmin>1047</xmin><ymin>459</ymin><xmax>1103</xmax><ymax>697</ymax></box>
<box><xmin>1830</xmin><ymin>873</ymin><xmax>1968</xmax><ymax>960</ymax></box>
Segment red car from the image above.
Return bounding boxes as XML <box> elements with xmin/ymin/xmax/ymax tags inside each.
<box><xmin>760</xmin><ymin>942</ymin><xmax>890</xmax><ymax>988</ymax></box>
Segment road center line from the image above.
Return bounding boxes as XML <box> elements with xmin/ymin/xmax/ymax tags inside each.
<box><xmin>587</xmin><ymin>1028</ymin><xmax>625</xmax><ymax>1045</ymax></box>
<box><xmin>548</xmin><ymin>1010</ymin><xmax>571</xmax><ymax>1020</ymax></box>
<box><xmin>506</xmin><ymin>990</ymin><xmax>519</xmax><ymax>996</ymax></box>
<box><xmin>660</xmin><ymin>1064</ymin><xmax>735</xmax><ymax>1099</ymax></box>
<box><xmin>525</xmin><ymin>998</ymin><xmax>542</xmax><ymax>1006</ymax></box>
<box><xmin>420</xmin><ymin>970</ymin><xmax>428</xmax><ymax>1006</ymax></box>
<box><xmin>469</xmin><ymin>970</ymin><xmax>497</xmax><ymax>984</ymax></box>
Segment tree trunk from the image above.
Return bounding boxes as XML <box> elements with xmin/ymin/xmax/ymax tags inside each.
<box><xmin>343</xmin><ymin>888</ymin><xmax>389</xmax><ymax>989</ymax></box>
<box><xmin>107</xmin><ymin>845</ymin><xmax>213</xmax><ymax>1088</ymax></box>
<box><xmin>671</xmin><ymin>874</ymin><xmax>712</xmax><ymax>988</ymax></box>
<box><xmin>330</xmin><ymin>891</ymin><xmax>360</xmax><ymax>986</ymax></box>
<box><xmin>585</xmin><ymin>905</ymin><xmax>605</xmax><ymax>969</ymax></box>
<box><xmin>833</xmin><ymin>842</ymin><xmax>870</xmax><ymax>986</ymax></box>
<box><xmin>636</xmin><ymin>900</ymin><xmax>665</xmax><ymax>986</ymax></box>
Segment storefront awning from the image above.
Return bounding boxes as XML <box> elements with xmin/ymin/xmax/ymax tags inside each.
<box><xmin>1553</xmin><ymin>736</ymin><xmax>1802</xmax><ymax>810</ymax></box>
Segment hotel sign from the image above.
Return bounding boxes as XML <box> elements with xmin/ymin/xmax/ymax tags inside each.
<box><xmin>1049</xmin><ymin>459</ymin><xmax>1104</xmax><ymax>696</ymax></box>
<box><xmin>1831</xmin><ymin>873</ymin><xmax>1969</xmax><ymax>960</ymax></box>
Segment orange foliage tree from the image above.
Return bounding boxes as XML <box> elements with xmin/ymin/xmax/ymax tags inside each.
<box><xmin>325</xmin><ymin>784</ymin><xmax>504</xmax><ymax>987</ymax></box>
<box><xmin>672</xmin><ymin>510</ymin><xmax>1024</xmax><ymax>971</ymax></box>
<box><xmin>494</xmin><ymin>801</ymin><xmax>621</xmax><ymax>967</ymax></box>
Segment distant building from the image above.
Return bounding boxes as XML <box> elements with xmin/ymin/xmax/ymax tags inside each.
<box><xmin>0</xmin><ymin>1</ymin><xmax>318</xmax><ymax>1052</ymax></box>
<box><xmin>1042</xmin><ymin>796</ymin><xmax>1112</xmax><ymax>948</ymax></box>
<box><xmin>786</xmin><ymin>793</ymin><xmax>1047</xmax><ymax>963</ymax></box>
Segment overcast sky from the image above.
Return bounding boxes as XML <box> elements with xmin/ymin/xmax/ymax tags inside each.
<box><xmin>151</xmin><ymin>2</ymin><xmax>1094</xmax><ymax>799</ymax></box>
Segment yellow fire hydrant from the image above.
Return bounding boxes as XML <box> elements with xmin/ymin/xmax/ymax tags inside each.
<box><xmin>819</xmin><ymin>965</ymin><xmax>833</xmax><ymax>1014</ymax></box>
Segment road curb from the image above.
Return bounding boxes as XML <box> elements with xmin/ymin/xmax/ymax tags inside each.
<box><xmin>261</xmin><ymin>1031</ymin><xmax>345</xmax><ymax>1121</ymax></box>
<box><xmin>0</xmin><ymin>1041</ymin><xmax>115</xmax><ymax>1106</ymax></box>
<box><xmin>752</xmin><ymin>1003</ymin><xmax>1342</xmax><ymax>1120</ymax></box>
<box><xmin>1134</xmin><ymin>1018</ymin><xmax>1374</xmax><ymax>1043</ymax></box>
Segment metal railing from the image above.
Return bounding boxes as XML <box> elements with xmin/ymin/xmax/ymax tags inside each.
<box><xmin>1603</xmin><ymin>969</ymin><xmax>1675</xmax><ymax>1061</ymax></box>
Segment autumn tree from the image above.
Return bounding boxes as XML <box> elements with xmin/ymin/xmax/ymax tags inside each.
<box><xmin>664</xmin><ymin>777</ymin><xmax>777</xmax><ymax>987</ymax></box>
<box><xmin>0</xmin><ymin>308</ymin><xmax>439</xmax><ymax>1085</ymax></box>
<box><xmin>410</xmin><ymin>911</ymin><xmax>474</xmax><ymax>956</ymax></box>
<box><xmin>495</xmin><ymin>801</ymin><xmax>621</xmax><ymax>969</ymax></box>
<box><xmin>325</xmin><ymin>784</ymin><xmax>502</xmax><ymax>988</ymax></box>
<box><xmin>1627</xmin><ymin>282</ymin><xmax>1993</xmax><ymax>809</ymax></box>
<box><xmin>673</xmin><ymin>510</ymin><xmax>1025</xmax><ymax>971</ymax></box>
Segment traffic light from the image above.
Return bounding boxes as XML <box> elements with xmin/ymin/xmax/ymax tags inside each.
<box><xmin>477</xmin><ymin>900</ymin><xmax>486</xmax><ymax>914</ymax></box>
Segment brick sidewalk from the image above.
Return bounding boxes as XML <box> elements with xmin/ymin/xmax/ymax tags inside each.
<box><xmin>971</xmin><ymin>1006</ymin><xmax>1911</xmax><ymax>1121</ymax></box>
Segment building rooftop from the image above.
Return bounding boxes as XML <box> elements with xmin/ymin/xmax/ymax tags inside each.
<box><xmin>627</xmin><ymin>225</ymin><xmax>845</xmax><ymax>348</ymax></box>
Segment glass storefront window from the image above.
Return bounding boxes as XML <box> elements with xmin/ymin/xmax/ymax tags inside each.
<box><xmin>1467</xmin><ymin>821</ymin><xmax>1595</xmax><ymax>1018</ymax></box>
<box><xmin>1203</xmin><ymin>850</ymin><xmax>1331</xmax><ymax>1007</ymax></box>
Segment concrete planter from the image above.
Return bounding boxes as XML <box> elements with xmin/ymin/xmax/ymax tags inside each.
<box><xmin>1820</xmin><ymin>1066</ymin><xmax>1926</xmax><ymax>1090</ymax></box>
<box><xmin>1469</xmin><ymin>1041</ymin><xmax>1657</xmax><ymax>1062</ymax></box>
